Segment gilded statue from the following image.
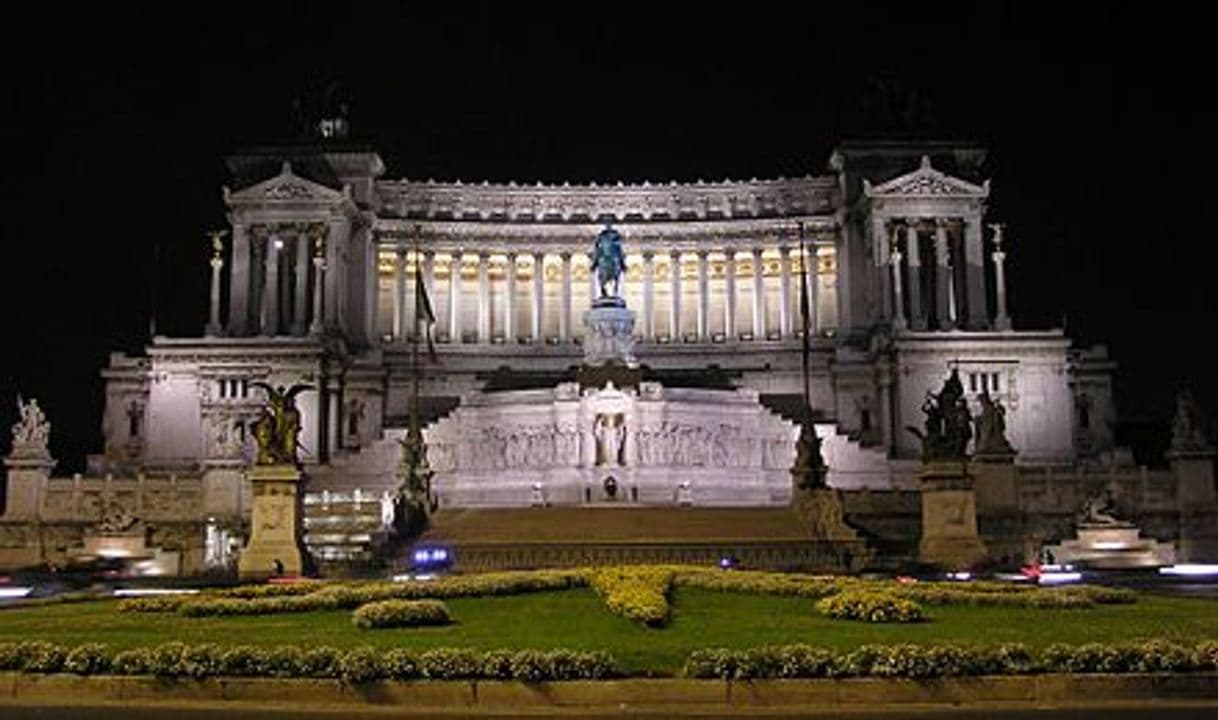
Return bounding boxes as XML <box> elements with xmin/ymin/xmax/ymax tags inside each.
<box><xmin>249</xmin><ymin>382</ymin><xmax>312</xmax><ymax>465</ymax></box>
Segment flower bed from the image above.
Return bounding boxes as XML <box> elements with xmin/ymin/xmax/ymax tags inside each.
<box><xmin>352</xmin><ymin>599</ymin><xmax>451</xmax><ymax>629</ymax></box>
<box><xmin>816</xmin><ymin>589</ymin><xmax>924</xmax><ymax>623</ymax></box>
<box><xmin>582</xmin><ymin>566</ymin><xmax>674</xmax><ymax>626</ymax></box>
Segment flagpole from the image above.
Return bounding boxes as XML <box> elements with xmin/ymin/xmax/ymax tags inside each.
<box><xmin>798</xmin><ymin>222</ymin><xmax>811</xmax><ymax>421</ymax></box>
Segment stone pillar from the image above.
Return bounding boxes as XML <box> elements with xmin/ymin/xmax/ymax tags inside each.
<box><xmin>918</xmin><ymin>461</ymin><xmax>988</xmax><ymax>569</ymax></box>
<box><xmin>504</xmin><ymin>252</ymin><xmax>517</xmax><ymax>343</ymax></box>
<box><xmin>964</xmin><ymin>218</ymin><xmax>987</xmax><ymax>329</ymax></box>
<box><xmin>291</xmin><ymin>231</ymin><xmax>309</xmax><ymax>336</ymax></box>
<box><xmin>228</xmin><ymin>223</ymin><xmax>249</xmax><ymax>336</ymax></box>
<box><xmin>477</xmin><ymin>251</ymin><xmax>491</xmax><ymax>343</ymax></box>
<box><xmin>990</xmin><ymin>224</ymin><xmax>1011</xmax><ymax>331</ymax></box>
<box><xmin>778</xmin><ymin>246</ymin><xmax>792</xmax><ymax>338</ymax></box>
<box><xmin>1171</xmin><ymin>446</ymin><xmax>1218</xmax><ymax>562</ymax></box>
<box><xmin>309</xmin><ymin>248</ymin><xmax>326</xmax><ymax>336</ymax></box>
<box><xmin>642</xmin><ymin>251</ymin><xmax>655</xmax><ymax>340</ymax></box>
<box><xmin>890</xmin><ymin>238</ymin><xmax>907</xmax><ymax>331</ymax></box>
<box><xmin>668</xmin><ymin>250</ymin><xmax>681</xmax><ymax>341</ymax></box>
<box><xmin>934</xmin><ymin>221</ymin><xmax>953</xmax><ymax>330</ymax></box>
<box><xmin>696</xmin><ymin>249</ymin><xmax>709</xmax><ymax>341</ymax></box>
<box><xmin>3</xmin><ymin>450</ymin><xmax>54</xmax><ymax>521</ymax></box>
<box><xmin>724</xmin><ymin>249</ymin><xmax>737</xmax><ymax>340</ymax></box>
<box><xmin>559</xmin><ymin>251</ymin><xmax>572</xmax><ymax>342</ymax></box>
<box><xmin>905</xmin><ymin>223</ymin><xmax>925</xmax><ymax>330</ymax></box>
<box><xmin>872</xmin><ymin>216</ymin><xmax>891</xmax><ymax>320</ymax></box>
<box><xmin>532</xmin><ymin>251</ymin><xmax>545</xmax><ymax>342</ymax></box>
<box><xmin>751</xmin><ymin>247</ymin><xmax>766</xmax><ymax>339</ymax></box>
<box><xmin>393</xmin><ymin>247</ymin><xmax>406</xmax><ymax>340</ymax></box>
<box><xmin>206</xmin><ymin>249</ymin><xmax>224</xmax><ymax>337</ymax></box>
<box><xmin>237</xmin><ymin>464</ymin><xmax>305</xmax><ymax>579</ymax></box>
<box><xmin>448</xmin><ymin>253</ymin><xmax>462</xmax><ymax>343</ymax></box>
<box><xmin>262</xmin><ymin>232</ymin><xmax>280</xmax><ymax>336</ymax></box>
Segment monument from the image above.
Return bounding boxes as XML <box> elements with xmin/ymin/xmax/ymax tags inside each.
<box><xmin>1167</xmin><ymin>389</ymin><xmax>1218</xmax><ymax>561</ymax></box>
<box><xmin>912</xmin><ymin>370</ymin><xmax>989</xmax><ymax>570</ymax></box>
<box><xmin>237</xmin><ymin>383</ymin><xmax>310</xmax><ymax>579</ymax></box>
<box><xmin>3</xmin><ymin>397</ymin><xmax>54</xmax><ymax>521</ymax></box>
<box><xmin>1044</xmin><ymin>486</ymin><xmax>1175</xmax><ymax>569</ymax></box>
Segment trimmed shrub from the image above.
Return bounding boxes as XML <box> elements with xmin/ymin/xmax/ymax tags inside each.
<box><xmin>383</xmin><ymin>649</ymin><xmax>421</xmax><ymax>680</ymax></box>
<box><xmin>299</xmin><ymin>646</ymin><xmax>341</xmax><ymax>678</ymax></box>
<box><xmin>1195</xmin><ymin>640</ymin><xmax>1218</xmax><ymax>671</ymax></box>
<box><xmin>817</xmin><ymin>590</ymin><xmax>924</xmax><ymax>623</ymax></box>
<box><xmin>220</xmin><ymin>645</ymin><xmax>270</xmax><ymax>677</ymax></box>
<box><xmin>181</xmin><ymin>643</ymin><xmax>224</xmax><ymax>679</ymax></box>
<box><xmin>265</xmin><ymin>645</ymin><xmax>305</xmax><ymax>677</ymax></box>
<box><xmin>63</xmin><ymin>643</ymin><xmax>111</xmax><ymax>675</ymax></box>
<box><xmin>148</xmin><ymin>642</ymin><xmax>188</xmax><ymax>677</ymax></box>
<box><xmin>419</xmin><ymin>648</ymin><xmax>482</xmax><ymax>680</ymax></box>
<box><xmin>675</xmin><ymin>569</ymin><xmax>842</xmax><ymax>599</ymax></box>
<box><xmin>0</xmin><ymin>643</ymin><xmax>22</xmax><ymax>671</ymax></box>
<box><xmin>352</xmin><ymin>599</ymin><xmax>451</xmax><ymax>629</ymax></box>
<box><xmin>110</xmin><ymin>648</ymin><xmax>153</xmax><ymax>675</ymax></box>
<box><xmin>17</xmin><ymin>641</ymin><xmax>66</xmax><ymax>673</ymax></box>
<box><xmin>117</xmin><ymin>596</ymin><xmax>186</xmax><ymax>613</ymax></box>
<box><xmin>338</xmin><ymin>646</ymin><xmax>385</xmax><ymax>684</ymax></box>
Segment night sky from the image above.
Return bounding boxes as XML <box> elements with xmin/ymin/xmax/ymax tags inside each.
<box><xmin>2</xmin><ymin>3</ymin><xmax>1214</xmax><ymax>471</ymax></box>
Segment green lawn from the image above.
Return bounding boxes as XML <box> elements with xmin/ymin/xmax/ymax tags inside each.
<box><xmin>3</xmin><ymin>588</ymin><xmax>1218</xmax><ymax>674</ymax></box>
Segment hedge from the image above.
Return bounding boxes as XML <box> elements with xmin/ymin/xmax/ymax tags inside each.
<box><xmin>816</xmin><ymin>590</ymin><xmax>924</xmax><ymax>623</ymax></box>
<box><xmin>684</xmin><ymin>640</ymin><xmax>1218</xmax><ymax>679</ymax></box>
<box><xmin>352</xmin><ymin>599</ymin><xmax>451</xmax><ymax>629</ymax></box>
<box><xmin>583</xmin><ymin>566</ymin><xmax>675</xmax><ymax>626</ymax></box>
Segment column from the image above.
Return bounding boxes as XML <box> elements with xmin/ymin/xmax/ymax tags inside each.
<box><xmin>873</xmin><ymin>215</ymin><xmax>891</xmax><ymax>320</ymax></box>
<box><xmin>668</xmin><ymin>249</ymin><xmax>681</xmax><ymax>341</ymax></box>
<box><xmin>724</xmin><ymin>249</ymin><xmax>737</xmax><ymax>340</ymax></box>
<box><xmin>905</xmin><ymin>223</ymin><xmax>925</xmax><ymax>330</ymax></box>
<box><xmin>477</xmin><ymin>251</ymin><xmax>490</xmax><ymax>343</ymax></box>
<box><xmin>228</xmin><ymin>223</ymin><xmax>249</xmax><ymax>336</ymax></box>
<box><xmin>890</xmin><ymin>237</ymin><xmax>907</xmax><ymax>331</ymax></box>
<box><xmin>292</xmin><ymin>231</ymin><xmax>309</xmax><ymax>335</ymax></box>
<box><xmin>559</xmin><ymin>251</ymin><xmax>572</xmax><ymax>342</ymax></box>
<box><xmin>448</xmin><ymin>253</ymin><xmax>462</xmax><ymax>343</ymax></box>
<box><xmin>392</xmin><ymin>247</ymin><xmax>405</xmax><ymax>340</ymax></box>
<box><xmin>531</xmin><ymin>251</ymin><xmax>544</xmax><ymax>342</ymax></box>
<box><xmin>504</xmin><ymin>252</ymin><xmax>517</xmax><ymax>343</ymax></box>
<box><xmin>751</xmin><ymin>247</ymin><xmax>765</xmax><ymax>339</ymax></box>
<box><xmin>990</xmin><ymin>223</ymin><xmax>1011</xmax><ymax>331</ymax></box>
<box><xmin>261</xmin><ymin>232</ymin><xmax>280</xmax><ymax>335</ymax></box>
<box><xmin>642</xmin><ymin>251</ymin><xmax>655</xmax><ymax>340</ymax></box>
<box><xmin>778</xmin><ymin>247</ymin><xmax>792</xmax><ymax>338</ymax></box>
<box><xmin>934</xmin><ymin>220</ymin><xmax>953</xmax><ymax>330</ymax></box>
<box><xmin>696</xmin><ymin>249</ymin><xmax>709</xmax><ymax>341</ymax></box>
<box><xmin>206</xmin><ymin>242</ymin><xmax>224</xmax><ymax>337</ymax></box>
<box><xmin>964</xmin><ymin>217</ymin><xmax>988</xmax><ymax>329</ymax></box>
<box><xmin>309</xmin><ymin>237</ymin><xmax>326</xmax><ymax>335</ymax></box>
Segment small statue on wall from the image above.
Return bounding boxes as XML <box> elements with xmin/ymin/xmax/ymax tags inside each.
<box><xmin>594</xmin><ymin>413</ymin><xmax>626</xmax><ymax>467</ymax></box>
<box><xmin>1171</xmin><ymin>388</ymin><xmax>1212</xmax><ymax>453</ymax></box>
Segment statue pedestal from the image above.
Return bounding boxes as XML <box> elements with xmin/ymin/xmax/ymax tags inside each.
<box><xmin>582</xmin><ymin>304</ymin><xmax>636</xmax><ymax>367</ymax></box>
<box><xmin>3</xmin><ymin>449</ymin><xmax>54</xmax><ymax>520</ymax></box>
<box><xmin>238</xmin><ymin>464</ymin><xmax>305</xmax><ymax>579</ymax></box>
<box><xmin>972</xmin><ymin>451</ymin><xmax>1018</xmax><ymax>512</ymax></box>
<box><xmin>1046</xmin><ymin>523</ymin><xmax>1175</xmax><ymax>569</ymax></box>
<box><xmin>918</xmin><ymin>461</ymin><xmax>988</xmax><ymax>570</ymax></box>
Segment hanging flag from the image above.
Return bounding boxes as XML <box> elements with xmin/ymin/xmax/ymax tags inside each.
<box><xmin>414</xmin><ymin>263</ymin><xmax>438</xmax><ymax>363</ymax></box>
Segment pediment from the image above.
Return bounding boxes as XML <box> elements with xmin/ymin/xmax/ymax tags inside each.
<box><xmin>864</xmin><ymin>156</ymin><xmax>989</xmax><ymax>199</ymax></box>
<box><xmin>225</xmin><ymin>161</ymin><xmax>347</xmax><ymax>205</ymax></box>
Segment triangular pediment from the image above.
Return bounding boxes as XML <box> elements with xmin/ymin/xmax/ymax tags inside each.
<box><xmin>864</xmin><ymin>155</ymin><xmax>989</xmax><ymax>198</ymax></box>
<box><xmin>225</xmin><ymin>161</ymin><xmax>347</xmax><ymax>205</ymax></box>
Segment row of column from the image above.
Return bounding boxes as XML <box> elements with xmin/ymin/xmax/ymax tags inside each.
<box><xmin>384</xmin><ymin>246</ymin><xmax>823</xmax><ymax>344</ymax></box>
<box><xmin>211</xmin><ymin>223</ymin><xmax>329</xmax><ymax>337</ymax></box>
<box><xmin>880</xmin><ymin>217</ymin><xmax>1005</xmax><ymax>332</ymax></box>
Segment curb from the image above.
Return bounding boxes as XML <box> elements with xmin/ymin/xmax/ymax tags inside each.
<box><xmin>2</xmin><ymin>673</ymin><xmax>1218</xmax><ymax>710</ymax></box>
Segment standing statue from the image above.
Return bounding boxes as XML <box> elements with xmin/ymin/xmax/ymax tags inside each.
<box><xmin>973</xmin><ymin>388</ymin><xmax>1015</xmax><ymax>455</ymax></box>
<box><xmin>1171</xmin><ymin>388</ymin><xmax>1212</xmax><ymax>452</ymax></box>
<box><xmin>590</xmin><ymin>223</ymin><xmax>627</xmax><ymax>303</ymax></box>
<box><xmin>11</xmin><ymin>395</ymin><xmax>51</xmax><ymax>453</ymax></box>
<box><xmin>906</xmin><ymin>369</ymin><xmax>973</xmax><ymax>461</ymax></box>
<box><xmin>594</xmin><ymin>413</ymin><xmax>625</xmax><ymax>466</ymax></box>
<box><xmin>249</xmin><ymin>382</ymin><xmax>312</xmax><ymax>465</ymax></box>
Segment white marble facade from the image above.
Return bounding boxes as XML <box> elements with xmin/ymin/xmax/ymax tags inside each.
<box><xmin>91</xmin><ymin>141</ymin><xmax>1120</xmax><ymax>501</ymax></box>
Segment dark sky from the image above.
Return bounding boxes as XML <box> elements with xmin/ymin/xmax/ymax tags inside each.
<box><xmin>2</xmin><ymin>3</ymin><xmax>1215</xmax><ymax>471</ymax></box>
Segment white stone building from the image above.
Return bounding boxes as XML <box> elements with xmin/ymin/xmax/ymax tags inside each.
<box><xmin>91</xmin><ymin>140</ymin><xmax>1117</xmax><ymax>501</ymax></box>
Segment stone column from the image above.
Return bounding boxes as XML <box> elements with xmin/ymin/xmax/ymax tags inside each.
<box><xmin>905</xmin><ymin>223</ymin><xmax>925</xmax><ymax>330</ymax></box>
<box><xmin>751</xmin><ymin>247</ymin><xmax>766</xmax><ymax>339</ymax></box>
<box><xmin>890</xmin><ymin>237</ymin><xmax>907</xmax><ymax>331</ymax></box>
<box><xmin>696</xmin><ymin>249</ymin><xmax>709</xmax><ymax>341</ymax></box>
<box><xmin>262</xmin><ymin>232</ymin><xmax>280</xmax><ymax>336</ymax></box>
<box><xmin>477</xmin><ymin>251</ymin><xmax>490</xmax><ymax>343</ymax></box>
<box><xmin>559</xmin><ymin>251</ymin><xmax>572</xmax><ymax>342</ymax></box>
<box><xmin>778</xmin><ymin>246</ymin><xmax>792</xmax><ymax>338</ymax></box>
<box><xmin>724</xmin><ymin>249</ymin><xmax>737</xmax><ymax>340</ymax></box>
<box><xmin>291</xmin><ymin>231</ymin><xmax>309</xmax><ymax>335</ymax></box>
<box><xmin>668</xmin><ymin>250</ymin><xmax>682</xmax><ymax>341</ymax></box>
<box><xmin>532</xmin><ymin>251</ymin><xmax>545</xmax><ymax>342</ymax></box>
<box><xmin>206</xmin><ymin>247</ymin><xmax>224</xmax><ymax>337</ymax></box>
<box><xmin>228</xmin><ymin>223</ymin><xmax>249</xmax><ymax>336</ymax></box>
<box><xmin>310</xmin><ymin>246</ymin><xmax>326</xmax><ymax>336</ymax></box>
<box><xmin>393</xmin><ymin>247</ymin><xmax>406</xmax><ymax>340</ymax></box>
<box><xmin>934</xmin><ymin>221</ymin><xmax>953</xmax><ymax>330</ymax></box>
<box><xmin>873</xmin><ymin>215</ymin><xmax>891</xmax><ymax>320</ymax></box>
<box><xmin>642</xmin><ymin>251</ymin><xmax>655</xmax><ymax>340</ymax></box>
<box><xmin>990</xmin><ymin>224</ymin><xmax>1011</xmax><ymax>331</ymax></box>
<box><xmin>448</xmin><ymin>253</ymin><xmax>462</xmax><ymax>343</ymax></box>
<box><xmin>964</xmin><ymin>217</ymin><xmax>988</xmax><ymax>329</ymax></box>
<box><xmin>504</xmin><ymin>252</ymin><xmax>517</xmax><ymax>343</ymax></box>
